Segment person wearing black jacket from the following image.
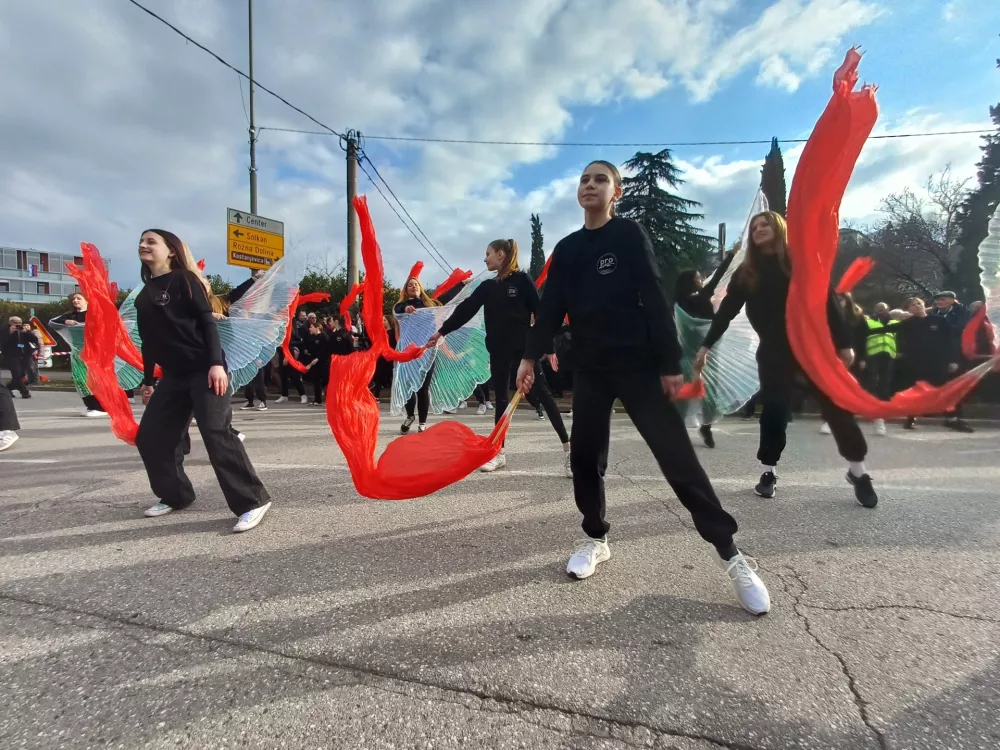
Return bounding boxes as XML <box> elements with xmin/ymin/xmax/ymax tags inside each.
<box><xmin>893</xmin><ymin>297</ymin><xmax>961</xmax><ymax>430</ymax></box>
<box><xmin>2</xmin><ymin>316</ymin><xmax>35</xmax><ymax>398</ymax></box>
<box><xmin>429</xmin><ymin>239</ymin><xmax>571</xmax><ymax>476</ymax></box>
<box><xmin>673</xmin><ymin>249</ymin><xmax>736</xmax><ymax>448</ymax></box>
<box><xmin>134</xmin><ymin>229</ymin><xmax>271</xmax><ymax>533</ymax></box>
<box><xmin>929</xmin><ymin>291</ymin><xmax>974</xmax><ymax>432</ymax></box>
<box><xmin>393</xmin><ymin>277</ymin><xmax>442</xmax><ymax>433</ymax></box>
<box><xmin>516</xmin><ymin>160</ymin><xmax>769</xmax><ymax>615</ymax></box>
<box><xmin>695</xmin><ymin>211</ymin><xmax>876</xmax><ymax>509</ymax></box>
<box><xmin>0</xmin><ymin>375</ymin><xmax>19</xmax><ymax>451</ymax></box>
<box><xmin>301</xmin><ymin>321</ymin><xmax>332</xmax><ymax>405</ymax></box>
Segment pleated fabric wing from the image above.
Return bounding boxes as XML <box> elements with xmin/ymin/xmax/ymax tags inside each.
<box><xmin>49</xmin><ymin>319</ymin><xmax>144</xmax><ymax>397</ymax></box>
<box><xmin>390</xmin><ymin>281</ymin><xmax>490</xmax><ymax>416</ymax></box>
<box><xmin>673</xmin><ymin>189</ymin><xmax>766</xmax><ymax>423</ymax></box>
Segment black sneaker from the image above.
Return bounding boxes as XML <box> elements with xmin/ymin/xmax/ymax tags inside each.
<box><xmin>699</xmin><ymin>424</ymin><xmax>715</xmax><ymax>449</ymax></box>
<box><xmin>846</xmin><ymin>472</ymin><xmax>878</xmax><ymax>508</ymax></box>
<box><xmin>401</xmin><ymin>416</ymin><xmax>415</xmax><ymax>434</ymax></box>
<box><xmin>945</xmin><ymin>418</ymin><xmax>974</xmax><ymax>433</ymax></box>
<box><xmin>903</xmin><ymin>417</ymin><xmax>916</xmax><ymax>430</ymax></box>
<box><xmin>754</xmin><ymin>471</ymin><xmax>776</xmax><ymax>498</ymax></box>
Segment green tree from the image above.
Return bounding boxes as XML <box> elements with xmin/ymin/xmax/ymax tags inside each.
<box><xmin>205</xmin><ymin>274</ymin><xmax>232</xmax><ymax>296</ymax></box>
<box><xmin>297</xmin><ymin>264</ymin><xmax>399</xmax><ymax>320</ymax></box>
<box><xmin>760</xmin><ymin>137</ymin><xmax>787</xmax><ymax>217</ymax></box>
<box><xmin>528</xmin><ymin>213</ymin><xmax>545</xmax><ymax>280</ymax></box>
<box><xmin>616</xmin><ymin>149</ymin><xmax>715</xmax><ymax>290</ymax></box>
<box><xmin>955</xmin><ymin>56</ymin><xmax>1000</xmax><ymax>302</ymax></box>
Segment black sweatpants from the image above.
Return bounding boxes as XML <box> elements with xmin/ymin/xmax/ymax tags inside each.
<box><xmin>5</xmin><ymin>358</ymin><xmax>29</xmax><ymax>397</ymax></box>
<box><xmin>405</xmin><ymin>368</ymin><xmax>433</xmax><ymax>423</ymax></box>
<box><xmin>243</xmin><ymin>364</ymin><xmax>270</xmax><ymax>405</ymax></box>
<box><xmin>280</xmin><ymin>365</ymin><xmax>306</xmax><ymax>398</ymax></box>
<box><xmin>307</xmin><ymin>365</ymin><xmax>329</xmax><ymax>405</ymax></box>
<box><xmin>570</xmin><ymin>368</ymin><xmax>738</xmax><ymax>547</ymax></box>
<box><xmin>492</xmin><ymin>348</ymin><xmax>569</xmax><ymax>445</ymax></box>
<box><xmin>864</xmin><ymin>352</ymin><xmax>895</xmax><ymax>402</ymax></box>
<box><xmin>136</xmin><ymin>371</ymin><xmax>270</xmax><ymax>517</ymax></box>
<box><xmin>757</xmin><ymin>346</ymin><xmax>867</xmax><ymax>466</ymax></box>
<box><xmin>474</xmin><ymin>382</ymin><xmax>491</xmax><ymax>405</ymax></box>
<box><xmin>0</xmin><ymin>383</ymin><xmax>19</xmax><ymax>431</ymax></box>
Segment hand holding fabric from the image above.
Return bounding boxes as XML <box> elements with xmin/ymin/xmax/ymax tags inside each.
<box><xmin>516</xmin><ymin>359</ymin><xmax>535</xmax><ymax>394</ymax></box>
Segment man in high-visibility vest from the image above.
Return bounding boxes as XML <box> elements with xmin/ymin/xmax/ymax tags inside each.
<box><xmin>863</xmin><ymin>302</ymin><xmax>898</xmax><ymax>435</ymax></box>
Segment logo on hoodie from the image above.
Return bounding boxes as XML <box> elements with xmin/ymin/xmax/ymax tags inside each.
<box><xmin>597</xmin><ymin>253</ymin><xmax>617</xmax><ymax>275</ymax></box>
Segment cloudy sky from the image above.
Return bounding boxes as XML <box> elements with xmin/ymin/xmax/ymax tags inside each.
<box><xmin>1</xmin><ymin>0</ymin><xmax>997</xmax><ymax>289</ymax></box>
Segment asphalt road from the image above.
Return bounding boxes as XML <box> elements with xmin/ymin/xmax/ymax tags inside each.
<box><xmin>1</xmin><ymin>391</ymin><xmax>998</xmax><ymax>750</ymax></box>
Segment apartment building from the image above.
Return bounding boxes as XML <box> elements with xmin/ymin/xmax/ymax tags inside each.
<box><xmin>0</xmin><ymin>246</ymin><xmax>102</xmax><ymax>303</ymax></box>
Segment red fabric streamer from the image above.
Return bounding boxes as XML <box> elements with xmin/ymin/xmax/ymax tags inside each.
<box><xmin>961</xmin><ymin>306</ymin><xmax>996</xmax><ymax>360</ymax></box>
<box><xmin>535</xmin><ymin>254</ymin><xmax>552</xmax><ymax>289</ymax></box>
<box><xmin>280</xmin><ymin>291</ymin><xmax>331</xmax><ymax>373</ymax></box>
<box><xmin>785</xmin><ymin>49</ymin><xmax>998</xmax><ymax>419</ymax></box>
<box><xmin>676</xmin><ymin>379</ymin><xmax>706</xmax><ymax>401</ymax></box>
<box><xmin>407</xmin><ymin>261</ymin><xmax>424</xmax><ymax>282</ymax></box>
<box><xmin>340</xmin><ymin>283</ymin><xmax>363</xmax><ymax>331</ymax></box>
<box><xmin>432</xmin><ymin>268</ymin><xmax>473</xmax><ymax>300</ymax></box>
<box><xmin>65</xmin><ymin>243</ymin><xmax>140</xmax><ymax>444</ymax></box>
<box><xmin>324</xmin><ymin>196</ymin><xmax>514</xmax><ymax>500</ymax></box>
<box><xmin>835</xmin><ymin>257</ymin><xmax>875</xmax><ymax>294</ymax></box>
<box><xmin>197</xmin><ymin>259</ymin><xmax>206</xmax><ymax>271</ymax></box>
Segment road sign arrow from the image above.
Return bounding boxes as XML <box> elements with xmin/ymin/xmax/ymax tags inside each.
<box><xmin>232</xmin><ymin>229</ymin><xmax>243</xmax><ymax>238</ymax></box>
<box><xmin>233</xmin><ymin>212</ymin><xmax>244</xmax><ymax>223</ymax></box>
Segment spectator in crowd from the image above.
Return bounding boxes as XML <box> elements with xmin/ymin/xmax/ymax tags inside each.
<box><xmin>2</xmin><ymin>316</ymin><xmax>35</xmax><ymax>398</ymax></box>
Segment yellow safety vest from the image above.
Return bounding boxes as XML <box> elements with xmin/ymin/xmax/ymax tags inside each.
<box><xmin>866</xmin><ymin>318</ymin><xmax>898</xmax><ymax>358</ymax></box>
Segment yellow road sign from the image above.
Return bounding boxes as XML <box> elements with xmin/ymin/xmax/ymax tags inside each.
<box><xmin>226</xmin><ymin>208</ymin><xmax>284</xmax><ymax>270</ymax></box>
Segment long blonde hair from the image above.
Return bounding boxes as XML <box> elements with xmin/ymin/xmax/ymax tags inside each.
<box><xmin>139</xmin><ymin>229</ymin><xmax>227</xmax><ymax>313</ymax></box>
<box><xmin>736</xmin><ymin>211</ymin><xmax>791</xmax><ymax>291</ymax></box>
<box><xmin>397</xmin><ymin>277</ymin><xmax>441</xmax><ymax>308</ymax></box>
<box><xmin>488</xmin><ymin>238</ymin><xmax>520</xmax><ymax>278</ymax></box>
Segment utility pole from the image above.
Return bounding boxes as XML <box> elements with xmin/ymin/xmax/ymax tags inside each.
<box><xmin>247</xmin><ymin>0</ymin><xmax>258</xmax><ymax>216</ymax></box>
<box><xmin>717</xmin><ymin>222</ymin><xmax>727</xmax><ymax>261</ymax></box>
<box><xmin>344</xmin><ymin>129</ymin><xmax>362</xmax><ymax>289</ymax></box>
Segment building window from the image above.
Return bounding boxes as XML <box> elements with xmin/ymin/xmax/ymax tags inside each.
<box><xmin>0</xmin><ymin>281</ymin><xmax>9</xmax><ymax>293</ymax></box>
<box><xmin>17</xmin><ymin>250</ymin><xmax>28</xmax><ymax>270</ymax></box>
<box><xmin>1</xmin><ymin>249</ymin><xmax>15</xmax><ymax>269</ymax></box>
<box><xmin>39</xmin><ymin>253</ymin><xmax>49</xmax><ymax>272</ymax></box>
<box><xmin>73</xmin><ymin>255</ymin><xmax>84</xmax><ymax>267</ymax></box>
<box><xmin>37</xmin><ymin>282</ymin><xmax>50</xmax><ymax>295</ymax></box>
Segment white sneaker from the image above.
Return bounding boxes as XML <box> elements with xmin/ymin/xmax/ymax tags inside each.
<box><xmin>480</xmin><ymin>452</ymin><xmax>506</xmax><ymax>472</ymax></box>
<box><xmin>237</xmin><ymin>432</ymin><xmax>246</xmax><ymax>442</ymax></box>
<box><xmin>873</xmin><ymin>419</ymin><xmax>887</xmax><ymax>436</ymax></box>
<box><xmin>83</xmin><ymin>409</ymin><xmax>107</xmax><ymax>418</ymax></box>
<box><xmin>566</xmin><ymin>537</ymin><xmax>611</xmax><ymax>579</ymax></box>
<box><xmin>459</xmin><ymin>401</ymin><xmax>468</xmax><ymax>409</ymax></box>
<box><xmin>720</xmin><ymin>552</ymin><xmax>771</xmax><ymax>615</ymax></box>
<box><xmin>233</xmin><ymin>501</ymin><xmax>272</xmax><ymax>533</ymax></box>
<box><xmin>819</xmin><ymin>422</ymin><xmax>831</xmax><ymax>435</ymax></box>
<box><xmin>418</xmin><ymin>423</ymin><xmax>427</xmax><ymax>432</ymax></box>
<box><xmin>275</xmin><ymin>396</ymin><xmax>288</xmax><ymax>404</ymax></box>
<box><xmin>486</xmin><ymin>401</ymin><xmax>494</xmax><ymax>411</ymax></box>
<box><xmin>0</xmin><ymin>431</ymin><xmax>19</xmax><ymax>452</ymax></box>
<box><xmin>256</xmin><ymin>403</ymin><xmax>268</xmax><ymax>412</ymax></box>
<box><xmin>564</xmin><ymin>451</ymin><xmax>573</xmax><ymax>478</ymax></box>
<box><xmin>144</xmin><ymin>503</ymin><xmax>175</xmax><ymax>518</ymax></box>
<box><xmin>300</xmin><ymin>395</ymin><xmax>308</xmax><ymax>404</ymax></box>
<box><xmin>476</xmin><ymin>403</ymin><xmax>488</xmax><ymax>415</ymax></box>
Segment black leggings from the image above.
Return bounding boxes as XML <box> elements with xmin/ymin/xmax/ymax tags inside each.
<box><xmin>0</xmin><ymin>383</ymin><xmax>19</xmax><ymax>431</ymax></box>
<box><xmin>570</xmin><ymin>368</ymin><xmax>738</xmax><ymax>547</ymax></box>
<box><xmin>280</xmin><ymin>365</ymin><xmax>306</xmax><ymax>398</ymax></box>
<box><xmin>491</xmin><ymin>348</ymin><xmax>568</xmax><ymax>446</ymax></box>
<box><xmin>474</xmin><ymin>382</ymin><xmax>491</xmax><ymax>405</ymax></box>
<box><xmin>405</xmin><ymin>368</ymin><xmax>433</xmax><ymax>423</ymax></box>
<box><xmin>757</xmin><ymin>346</ymin><xmax>867</xmax><ymax>465</ymax></box>
<box><xmin>136</xmin><ymin>372</ymin><xmax>270</xmax><ymax>517</ymax></box>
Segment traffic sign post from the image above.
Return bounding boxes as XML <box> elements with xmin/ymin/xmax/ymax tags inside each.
<box><xmin>227</xmin><ymin>208</ymin><xmax>284</xmax><ymax>270</ymax></box>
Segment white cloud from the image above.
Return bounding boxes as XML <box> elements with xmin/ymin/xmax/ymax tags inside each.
<box><xmin>0</xmin><ymin>0</ymin><xmax>907</xmax><ymax>293</ymax></box>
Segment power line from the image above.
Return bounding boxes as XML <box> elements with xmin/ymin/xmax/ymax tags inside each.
<box><xmin>125</xmin><ymin>0</ymin><xmax>344</xmax><ymax>140</ymax></box>
<box><xmin>356</xmin><ymin>159</ymin><xmax>451</xmax><ymax>275</ymax></box>
<box><xmin>358</xmin><ymin>149</ymin><xmax>454</xmax><ymax>273</ymax></box>
<box><xmin>259</xmin><ymin>125</ymin><xmax>993</xmax><ymax>148</ymax></box>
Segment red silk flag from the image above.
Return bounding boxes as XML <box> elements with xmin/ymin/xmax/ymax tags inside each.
<box><xmin>835</xmin><ymin>257</ymin><xmax>875</xmax><ymax>295</ymax></box>
<box><xmin>323</xmin><ymin>196</ymin><xmax>516</xmax><ymax>500</ymax></box>
<box><xmin>432</xmin><ymin>268</ymin><xmax>473</xmax><ymax>300</ymax></box>
<box><xmin>785</xmin><ymin>48</ymin><xmax>997</xmax><ymax>419</ymax></box>
<box><xmin>65</xmin><ymin>243</ymin><xmax>140</xmax><ymax>444</ymax></box>
<box><xmin>280</xmin><ymin>292</ymin><xmax>331</xmax><ymax>373</ymax></box>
